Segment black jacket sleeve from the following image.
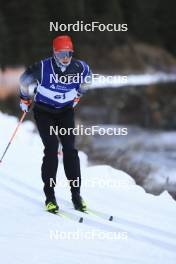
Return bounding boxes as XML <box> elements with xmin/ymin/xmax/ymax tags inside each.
<box><xmin>19</xmin><ymin>61</ymin><xmax>42</xmax><ymax>99</ymax></box>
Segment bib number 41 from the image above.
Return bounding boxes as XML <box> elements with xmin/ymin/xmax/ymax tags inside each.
<box><xmin>54</xmin><ymin>94</ymin><xmax>66</xmax><ymax>100</ymax></box>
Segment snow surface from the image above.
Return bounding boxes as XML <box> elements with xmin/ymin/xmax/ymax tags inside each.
<box><xmin>0</xmin><ymin>112</ymin><xmax>176</xmax><ymax>264</ymax></box>
<box><xmin>90</xmin><ymin>72</ymin><xmax>176</xmax><ymax>89</ymax></box>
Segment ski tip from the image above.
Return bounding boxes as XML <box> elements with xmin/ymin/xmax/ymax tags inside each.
<box><xmin>109</xmin><ymin>215</ymin><xmax>113</xmax><ymax>221</ymax></box>
<box><xmin>79</xmin><ymin>217</ymin><xmax>84</xmax><ymax>223</ymax></box>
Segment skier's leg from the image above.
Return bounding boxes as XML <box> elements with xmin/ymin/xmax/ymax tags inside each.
<box><xmin>58</xmin><ymin>108</ymin><xmax>81</xmax><ymax>196</ymax></box>
<box><xmin>58</xmin><ymin>108</ymin><xmax>86</xmax><ymax>211</ymax></box>
<box><xmin>33</xmin><ymin>108</ymin><xmax>59</xmax><ymax>204</ymax></box>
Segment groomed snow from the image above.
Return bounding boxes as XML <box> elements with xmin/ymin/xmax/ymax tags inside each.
<box><xmin>0</xmin><ymin>112</ymin><xmax>176</xmax><ymax>264</ymax></box>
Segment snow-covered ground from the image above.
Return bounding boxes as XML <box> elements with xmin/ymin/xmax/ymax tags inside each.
<box><xmin>0</xmin><ymin>112</ymin><xmax>176</xmax><ymax>264</ymax></box>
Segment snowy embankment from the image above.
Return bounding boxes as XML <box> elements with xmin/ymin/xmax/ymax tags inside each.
<box><xmin>83</xmin><ymin>125</ymin><xmax>176</xmax><ymax>196</ymax></box>
<box><xmin>0</xmin><ymin>112</ymin><xmax>176</xmax><ymax>264</ymax></box>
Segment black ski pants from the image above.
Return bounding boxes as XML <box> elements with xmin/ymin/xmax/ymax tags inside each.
<box><xmin>33</xmin><ymin>105</ymin><xmax>81</xmax><ymax>202</ymax></box>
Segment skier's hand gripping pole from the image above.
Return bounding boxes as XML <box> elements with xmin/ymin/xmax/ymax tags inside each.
<box><xmin>0</xmin><ymin>111</ymin><xmax>27</xmax><ymax>164</ymax></box>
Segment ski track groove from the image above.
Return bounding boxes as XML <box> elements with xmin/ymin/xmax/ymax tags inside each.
<box><xmin>0</xmin><ymin>170</ymin><xmax>176</xmax><ymax>253</ymax></box>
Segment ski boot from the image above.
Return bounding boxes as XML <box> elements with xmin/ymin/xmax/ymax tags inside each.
<box><xmin>45</xmin><ymin>199</ymin><xmax>59</xmax><ymax>214</ymax></box>
<box><xmin>72</xmin><ymin>194</ymin><xmax>87</xmax><ymax>212</ymax></box>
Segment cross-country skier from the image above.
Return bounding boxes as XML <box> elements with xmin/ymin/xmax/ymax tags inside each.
<box><xmin>19</xmin><ymin>35</ymin><xmax>91</xmax><ymax>213</ymax></box>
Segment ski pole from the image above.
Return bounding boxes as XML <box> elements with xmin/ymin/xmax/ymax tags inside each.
<box><xmin>0</xmin><ymin>111</ymin><xmax>27</xmax><ymax>163</ymax></box>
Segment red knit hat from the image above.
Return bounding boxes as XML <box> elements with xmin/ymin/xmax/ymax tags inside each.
<box><xmin>53</xmin><ymin>35</ymin><xmax>74</xmax><ymax>52</ymax></box>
